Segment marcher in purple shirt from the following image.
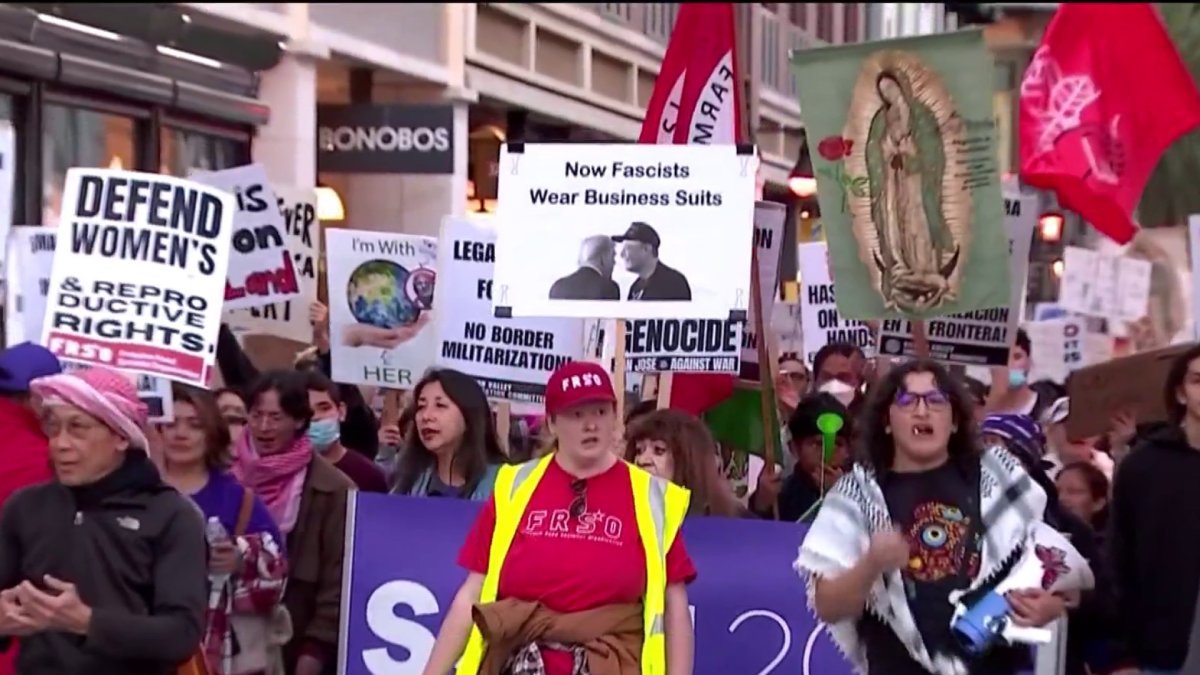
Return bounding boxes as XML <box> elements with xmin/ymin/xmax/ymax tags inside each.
<box><xmin>300</xmin><ymin>370</ymin><xmax>388</xmax><ymax>493</ymax></box>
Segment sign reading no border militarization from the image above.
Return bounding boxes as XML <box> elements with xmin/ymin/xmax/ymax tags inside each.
<box><xmin>434</xmin><ymin>216</ymin><xmax>583</xmax><ymax>408</ymax></box>
<box><xmin>41</xmin><ymin>168</ymin><xmax>234</xmax><ymax>386</ymax></box>
<box><xmin>491</xmin><ymin>143</ymin><xmax>758</xmax><ymax>323</ymax></box>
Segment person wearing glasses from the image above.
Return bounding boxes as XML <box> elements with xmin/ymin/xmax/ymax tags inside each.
<box><xmin>423</xmin><ymin>361</ymin><xmax>697</xmax><ymax>675</ymax></box>
<box><xmin>796</xmin><ymin>359</ymin><xmax>1062</xmax><ymax>675</ymax></box>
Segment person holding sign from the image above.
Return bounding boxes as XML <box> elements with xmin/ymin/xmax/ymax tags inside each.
<box><xmin>423</xmin><ymin>361</ymin><xmax>696</xmax><ymax>675</ymax></box>
<box><xmin>0</xmin><ymin>367</ymin><xmax>207</xmax><ymax>673</ymax></box>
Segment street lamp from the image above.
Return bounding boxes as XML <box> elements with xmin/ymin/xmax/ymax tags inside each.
<box><xmin>1039</xmin><ymin>211</ymin><xmax>1064</xmax><ymax>242</ymax></box>
<box><xmin>788</xmin><ymin>171</ymin><xmax>817</xmax><ymax>198</ymax></box>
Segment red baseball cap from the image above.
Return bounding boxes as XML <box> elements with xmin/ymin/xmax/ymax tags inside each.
<box><xmin>545</xmin><ymin>361</ymin><xmax>617</xmax><ymax>416</ymax></box>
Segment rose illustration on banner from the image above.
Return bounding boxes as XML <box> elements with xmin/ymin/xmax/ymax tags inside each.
<box><xmin>815</xmin><ymin>135</ymin><xmax>869</xmax><ymax>213</ymax></box>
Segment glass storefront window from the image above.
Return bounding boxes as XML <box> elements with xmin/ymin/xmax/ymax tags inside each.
<box><xmin>160</xmin><ymin>127</ymin><xmax>243</xmax><ymax>177</ymax></box>
<box><xmin>42</xmin><ymin>104</ymin><xmax>136</xmax><ymax>227</ymax></box>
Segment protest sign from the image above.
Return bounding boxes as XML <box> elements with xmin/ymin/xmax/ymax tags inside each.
<box><xmin>791</xmin><ymin>30</ymin><xmax>1011</xmax><ymax>320</ymax></box>
<box><xmin>225</xmin><ymin>186</ymin><xmax>320</xmax><ymax>342</ymax></box>
<box><xmin>878</xmin><ymin>190</ymin><xmax>1038</xmax><ymax>365</ymax></box>
<box><xmin>492</xmin><ymin>143</ymin><xmax>758</xmax><ymax>320</ymax></box>
<box><xmin>621</xmin><ymin>202</ymin><xmax>784</xmax><ymax>377</ymax></box>
<box><xmin>434</xmin><ymin>216</ymin><xmax>584</xmax><ymax>409</ymax></box>
<box><xmin>326</xmin><ymin>229</ymin><xmax>437</xmax><ymax>388</ymax></box>
<box><xmin>40</xmin><ymin>169</ymin><xmax>233</xmax><ymax>385</ymax></box>
<box><xmin>0</xmin><ymin>122</ymin><xmax>14</xmax><ymax>284</ymax></box>
<box><xmin>1026</xmin><ymin>316</ymin><xmax>1086</xmax><ymax>384</ymax></box>
<box><xmin>3</xmin><ymin>227</ymin><xmax>55</xmax><ymax>346</ymax></box>
<box><xmin>191</xmin><ymin>164</ymin><xmax>300</xmax><ymax>311</ymax></box>
<box><xmin>797</xmin><ymin>242</ymin><xmax>874</xmax><ymax>364</ymax></box>
<box><xmin>340</xmin><ymin>493</ymin><xmax>850</xmax><ymax>675</ymax></box>
<box><xmin>1059</xmin><ymin>245</ymin><xmax>1152</xmax><ymax>322</ymax></box>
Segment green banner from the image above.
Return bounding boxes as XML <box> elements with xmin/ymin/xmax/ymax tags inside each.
<box><xmin>791</xmin><ymin>30</ymin><xmax>1010</xmax><ymax>321</ymax></box>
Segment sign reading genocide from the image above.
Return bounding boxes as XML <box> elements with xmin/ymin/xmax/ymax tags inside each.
<box><xmin>317</xmin><ymin>104</ymin><xmax>455</xmax><ymax>175</ymax></box>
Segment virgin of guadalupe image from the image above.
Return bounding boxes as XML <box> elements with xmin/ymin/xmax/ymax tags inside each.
<box><xmin>842</xmin><ymin>51</ymin><xmax>972</xmax><ymax>314</ymax></box>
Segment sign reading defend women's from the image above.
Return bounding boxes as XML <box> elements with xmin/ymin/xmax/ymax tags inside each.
<box><xmin>326</xmin><ymin>229</ymin><xmax>438</xmax><ymax>388</ymax></box>
<box><xmin>40</xmin><ymin>168</ymin><xmax>234</xmax><ymax>386</ymax></box>
<box><xmin>491</xmin><ymin>143</ymin><xmax>758</xmax><ymax>320</ymax></box>
<box><xmin>434</xmin><ymin>216</ymin><xmax>584</xmax><ymax>409</ymax></box>
<box><xmin>191</xmin><ymin>164</ymin><xmax>301</xmax><ymax>311</ymax></box>
<box><xmin>791</xmin><ymin>30</ymin><xmax>1011</xmax><ymax>320</ymax></box>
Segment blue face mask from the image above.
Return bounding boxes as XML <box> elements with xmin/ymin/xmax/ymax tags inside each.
<box><xmin>1008</xmin><ymin>369</ymin><xmax>1028</xmax><ymax>388</ymax></box>
<box><xmin>307</xmin><ymin>418</ymin><xmax>341</xmax><ymax>452</ymax></box>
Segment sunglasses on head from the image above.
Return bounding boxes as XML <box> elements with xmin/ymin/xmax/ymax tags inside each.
<box><xmin>893</xmin><ymin>389</ymin><xmax>950</xmax><ymax>410</ymax></box>
<box><xmin>569</xmin><ymin>478</ymin><xmax>588</xmax><ymax>518</ymax></box>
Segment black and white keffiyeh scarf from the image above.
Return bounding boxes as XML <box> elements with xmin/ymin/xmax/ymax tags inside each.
<box><xmin>794</xmin><ymin>445</ymin><xmax>1047</xmax><ymax>675</ymax></box>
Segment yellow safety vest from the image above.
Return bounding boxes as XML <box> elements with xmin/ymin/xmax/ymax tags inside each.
<box><xmin>455</xmin><ymin>453</ymin><xmax>690</xmax><ymax>675</ymax></box>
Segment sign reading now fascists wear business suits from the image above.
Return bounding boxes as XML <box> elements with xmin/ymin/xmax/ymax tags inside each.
<box><xmin>317</xmin><ymin>104</ymin><xmax>455</xmax><ymax>174</ymax></box>
<box><xmin>340</xmin><ymin>494</ymin><xmax>853</xmax><ymax>675</ymax></box>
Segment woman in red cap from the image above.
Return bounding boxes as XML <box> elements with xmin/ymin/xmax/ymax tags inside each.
<box><xmin>423</xmin><ymin>361</ymin><xmax>696</xmax><ymax>675</ymax></box>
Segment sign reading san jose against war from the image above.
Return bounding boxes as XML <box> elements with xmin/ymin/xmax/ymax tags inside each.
<box><xmin>622</xmin><ymin>201</ymin><xmax>784</xmax><ymax>377</ymax></box>
<box><xmin>492</xmin><ymin>143</ymin><xmax>758</xmax><ymax>320</ymax></box>
<box><xmin>434</xmin><ymin>217</ymin><xmax>583</xmax><ymax>408</ymax></box>
<box><xmin>40</xmin><ymin>168</ymin><xmax>234</xmax><ymax>386</ymax></box>
<box><xmin>191</xmin><ymin>164</ymin><xmax>300</xmax><ymax>311</ymax></box>
<box><xmin>225</xmin><ymin>186</ymin><xmax>320</xmax><ymax>342</ymax></box>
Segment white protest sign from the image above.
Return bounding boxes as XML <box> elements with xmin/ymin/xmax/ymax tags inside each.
<box><xmin>878</xmin><ymin>190</ymin><xmax>1038</xmax><ymax>365</ymax></box>
<box><xmin>1190</xmin><ymin>214</ymin><xmax>1200</xmax><ymax>340</ymax></box>
<box><xmin>620</xmin><ymin>202</ymin><xmax>784</xmax><ymax>376</ymax></box>
<box><xmin>1059</xmin><ymin>245</ymin><xmax>1152</xmax><ymax>322</ymax></box>
<box><xmin>40</xmin><ymin>168</ymin><xmax>234</xmax><ymax>386</ymax></box>
<box><xmin>190</xmin><ymin>164</ymin><xmax>301</xmax><ymax>311</ymax></box>
<box><xmin>225</xmin><ymin>186</ymin><xmax>320</xmax><ymax>342</ymax></box>
<box><xmin>4</xmin><ymin>227</ymin><xmax>55</xmax><ymax>346</ymax></box>
<box><xmin>492</xmin><ymin>143</ymin><xmax>758</xmax><ymax>320</ymax></box>
<box><xmin>797</xmin><ymin>242</ymin><xmax>873</xmax><ymax>364</ymax></box>
<box><xmin>0</xmin><ymin>122</ymin><xmax>15</xmax><ymax>285</ymax></box>
<box><xmin>434</xmin><ymin>216</ymin><xmax>584</xmax><ymax>409</ymax></box>
<box><xmin>326</xmin><ymin>229</ymin><xmax>438</xmax><ymax>388</ymax></box>
<box><xmin>1025</xmin><ymin>316</ymin><xmax>1086</xmax><ymax>384</ymax></box>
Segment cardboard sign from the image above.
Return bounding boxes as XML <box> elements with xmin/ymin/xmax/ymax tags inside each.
<box><xmin>1066</xmin><ymin>343</ymin><xmax>1192</xmax><ymax>438</ymax></box>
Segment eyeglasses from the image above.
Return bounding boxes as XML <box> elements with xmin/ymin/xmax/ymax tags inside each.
<box><xmin>893</xmin><ymin>389</ymin><xmax>950</xmax><ymax>410</ymax></box>
<box><xmin>569</xmin><ymin>478</ymin><xmax>588</xmax><ymax>518</ymax></box>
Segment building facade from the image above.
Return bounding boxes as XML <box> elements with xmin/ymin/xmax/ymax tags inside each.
<box><xmin>0</xmin><ymin>3</ymin><xmax>953</xmax><ymax>238</ymax></box>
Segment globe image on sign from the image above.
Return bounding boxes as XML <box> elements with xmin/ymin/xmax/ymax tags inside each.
<box><xmin>347</xmin><ymin>260</ymin><xmax>424</xmax><ymax>329</ymax></box>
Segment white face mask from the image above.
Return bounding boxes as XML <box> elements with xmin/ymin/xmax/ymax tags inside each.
<box><xmin>818</xmin><ymin>379</ymin><xmax>857</xmax><ymax>408</ymax></box>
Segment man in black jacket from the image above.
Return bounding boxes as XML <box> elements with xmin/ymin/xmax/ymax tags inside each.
<box><xmin>0</xmin><ymin>367</ymin><xmax>206</xmax><ymax>674</ymax></box>
<box><xmin>549</xmin><ymin>235</ymin><xmax>620</xmax><ymax>301</ymax></box>
<box><xmin>1109</xmin><ymin>344</ymin><xmax>1200</xmax><ymax>675</ymax></box>
<box><xmin>612</xmin><ymin>222</ymin><xmax>692</xmax><ymax>301</ymax></box>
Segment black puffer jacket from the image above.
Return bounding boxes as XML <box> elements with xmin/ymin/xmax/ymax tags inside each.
<box><xmin>0</xmin><ymin>452</ymin><xmax>206</xmax><ymax>674</ymax></box>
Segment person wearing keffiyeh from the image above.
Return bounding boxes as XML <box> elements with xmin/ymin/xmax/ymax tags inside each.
<box><xmin>795</xmin><ymin>360</ymin><xmax>1062</xmax><ymax>675</ymax></box>
<box><xmin>235</xmin><ymin>370</ymin><xmax>354</xmax><ymax>675</ymax></box>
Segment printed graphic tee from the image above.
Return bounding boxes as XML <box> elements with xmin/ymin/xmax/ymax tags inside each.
<box><xmin>459</xmin><ymin>458</ymin><xmax>697</xmax><ymax>674</ymax></box>
<box><xmin>857</xmin><ymin>461</ymin><xmax>1025</xmax><ymax>675</ymax></box>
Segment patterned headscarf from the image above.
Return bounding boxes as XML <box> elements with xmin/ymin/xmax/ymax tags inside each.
<box><xmin>31</xmin><ymin>367</ymin><xmax>149</xmax><ymax>450</ymax></box>
<box><xmin>980</xmin><ymin>413</ymin><xmax>1046</xmax><ymax>465</ymax></box>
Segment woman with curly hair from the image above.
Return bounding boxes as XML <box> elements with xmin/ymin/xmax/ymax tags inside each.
<box><xmin>624</xmin><ymin>409</ymin><xmax>744</xmax><ymax>518</ymax></box>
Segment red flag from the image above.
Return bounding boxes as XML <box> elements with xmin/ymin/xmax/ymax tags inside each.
<box><xmin>1019</xmin><ymin>3</ymin><xmax>1200</xmax><ymax>243</ymax></box>
<box><xmin>635</xmin><ymin>4</ymin><xmax>740</xmax><ymax>415</ymax></box>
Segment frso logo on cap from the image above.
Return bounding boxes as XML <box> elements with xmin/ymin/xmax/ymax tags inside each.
<box><xmin>562</xmin><ymin>373</ymin><xmax>604</xmax><ymax>391</ymax></box>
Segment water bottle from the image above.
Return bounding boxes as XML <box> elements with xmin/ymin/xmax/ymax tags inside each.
<box><xmin>205</xmin><ymin>517</ymin><xmax>232</xmax><ymax>589</ymax></box>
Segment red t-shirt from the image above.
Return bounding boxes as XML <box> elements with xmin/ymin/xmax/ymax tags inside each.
<box><xmin>458</xmin><ymin>459</ymin><xmax>696</xmax><ymax>674</ymax></box>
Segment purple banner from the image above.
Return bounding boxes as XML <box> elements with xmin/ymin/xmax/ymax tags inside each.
<box><xmin>339</xmin><ymin>493</ymin><xmax>850</xmax><ymax>675</ymax></box>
